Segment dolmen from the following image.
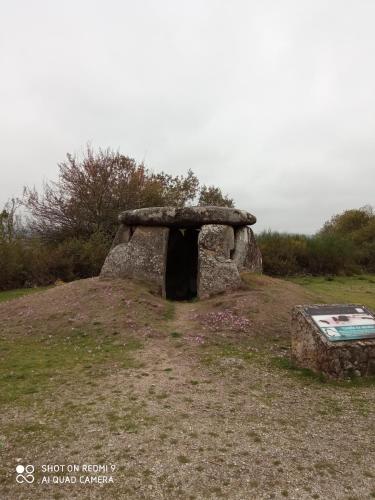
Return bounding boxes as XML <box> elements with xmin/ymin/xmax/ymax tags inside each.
<box><xmin>100</xmin><ymin>206</ymin><xmax>262</xmax><ymax>300</ymax></box>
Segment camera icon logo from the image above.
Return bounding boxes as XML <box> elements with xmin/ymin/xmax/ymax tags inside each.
<box><xmin>16</xmin><ymin>464</ymin><xmax>35</xmax><ymax>484</ymax></box>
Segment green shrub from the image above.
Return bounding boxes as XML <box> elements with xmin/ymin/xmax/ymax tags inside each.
<box><xmin>0</xmin><ymin>232</ymin><xmax>110</xmax><ymax>290</ymax></box>
<box><xmin>258</xmin><ymin>231</ymin><xmax>361</xmax><ymax>276</ymax></box>
<box><xmin>306</xmin><ymin>234</ymin><xmax>358</xmax><ymax>275</ymax></box>
<box><xmin>257</xmin><ymin>231</ymin><xmax>309</xmax><ymax>275</ymax></box>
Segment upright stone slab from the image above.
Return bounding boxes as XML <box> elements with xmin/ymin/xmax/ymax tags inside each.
<box><xmin>101</xmin><ymin>226</ymin><xmax>169</xmax><ymax>294</ymax></box>
<box><xmin>110</xmin><ymin>224</ymin><xmax>132</xmax><ymax>249</ymax></box>
<box><xmin>291</xmin><ymin>305</ymin><xmax>375</xmax><ymax>378</ymax></box>
<box><xmin>232</xmin><ymin>226</ymin><xmax>262</xmax><ymax>272</ymax></box>
<box><xmin>199</xmin><ymin>224</ymin><xmax>234</xmax><ymax>258</ymax></box>
<box><xmin>198</xmin><ymin>224</ymin><xmax>241</xmax><ymax>299</ymax></box>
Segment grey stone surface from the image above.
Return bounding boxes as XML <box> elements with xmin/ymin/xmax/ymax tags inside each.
<box><xmin>101</xmin><ymin>226</ymin><xmax>169</xmax><ymax>294</ymax></box>
<box><xmin>232</xmin><ymin>226</ymin><xmax>262</xmax><ymax>273</ymax></box>
<box><xmin>198</xmin><ymin>224</ymin><xmax>241</xmax><ymax>298</ymax></box>
<box><xmin>198</xmin><ymin>224</ymin><xmax>234</xmax><ymax>258</ymax></box>
<box><xmin>291</xmin><ymin>305</ymin><xmax>375</xmax><ymax>378</ymax></box>
<box><xmin>119</xmin><ymin>206</ymin><xmax>256</xmax><ymax>227</ymax></box>
<box><xmin>111</xmin><ymin>224</ymin><xmax>132</xmax><ymax>249</ymax></box>
<box><xmin>101</xmin><ymin>206</ymin><xmax>262</xmax><ymax>300</ymax></box>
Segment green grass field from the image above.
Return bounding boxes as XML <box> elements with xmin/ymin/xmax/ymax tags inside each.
<box><xmin>286</xmin><ymin>274</ymin><xmax>375</xmax><ymax>310</ymax></box>
<box><xmin>0</xmin><ymin>286</ymin><xmax>50</xmax><ymax>303</ymax></box>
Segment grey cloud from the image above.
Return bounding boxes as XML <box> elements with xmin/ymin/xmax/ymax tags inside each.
<box><xmin>1</xmin><ymin>0</ymin><xmax>374</xmax><ymax>233</ymax></box>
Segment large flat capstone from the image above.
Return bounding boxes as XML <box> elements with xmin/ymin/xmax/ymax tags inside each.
<box><xmin>119</xmin><ymin>206</ymin><xmax>256</xmax><ymax>227</ymax></box>
<box><xmin>198</xmin><ymin>224</ymin><xmax>241</xmax><ymax>299</ymax></box>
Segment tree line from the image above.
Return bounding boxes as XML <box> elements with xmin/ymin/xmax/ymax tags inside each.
<box><xmin>258</xmin><ymin>205</ymin><xmax>375</xmax><ymax>276</ymax></box>
<box><xmin>1</xmin><ymin>146</ymin><xmax>374</xmax><ymax>290</ymax></box>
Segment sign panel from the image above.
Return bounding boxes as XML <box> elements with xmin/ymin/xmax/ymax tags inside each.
<box><xmin>304</xmin><ymin>305</ymin><xmax>375</xmax><ymax>342</ymax></box>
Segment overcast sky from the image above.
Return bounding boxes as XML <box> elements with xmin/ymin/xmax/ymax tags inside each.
<box><xmin>1</xmin><ymin>1</ymin><xmax>374</xmax><ymax>233</ymax></box>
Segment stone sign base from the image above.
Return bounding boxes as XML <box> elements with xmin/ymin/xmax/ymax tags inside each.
<box><xmin>291</xmin><ymin>305</ymin><xmax>375</xmax><ymax>378</ymax></box>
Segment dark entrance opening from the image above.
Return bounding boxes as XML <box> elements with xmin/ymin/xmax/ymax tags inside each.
<box><xmin>165</xmin><ymin>228</ymin><xmax>198</xmax><ymax>300</ymax></box>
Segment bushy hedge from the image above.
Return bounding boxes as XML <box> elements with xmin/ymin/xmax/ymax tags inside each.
<box><xmin>1</xmin><ymin>202</ymin><xmax>374</xmax><ymax>288</ymax></box>
<box><xmin>1</xmin><ymin>228</ymin><xmax>371</xmax><ymax>289</ymax></box>
<box><xmin>257</xmin><ymin>231</ymin><xmax>362</xmax><ymax>276</ymax></box>
<box><xmin>0</xmin><ymin>232</ymin><xmax>110</xmax><ymax>290</ymax></box>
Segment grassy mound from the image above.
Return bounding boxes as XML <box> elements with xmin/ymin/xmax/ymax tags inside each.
<box><xmin>0</xmin><ymin>275</ymin><xmax>374</xmax><ymax>499</ymax></box>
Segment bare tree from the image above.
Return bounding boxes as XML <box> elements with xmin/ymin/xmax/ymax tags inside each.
<box><xmin>0</xmin><ymin>198</ymin><xmax>22</xmax><ymax>241</ymax></box>
<box><xmin>23</xmin><ymin>146</ymin><xmax>200</xmax><ymax>241</ymax></box>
